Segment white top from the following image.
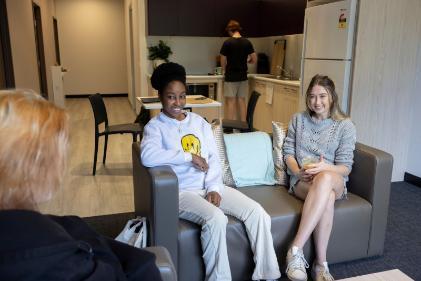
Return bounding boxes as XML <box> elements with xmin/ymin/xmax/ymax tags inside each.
<box><xmin>140</xmin><ymin>112</ymin><xmax>224</xmax><ymax>194</ymax></box>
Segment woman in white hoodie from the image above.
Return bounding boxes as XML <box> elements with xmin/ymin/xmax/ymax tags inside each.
<box><xmin>140</xmin><ymin>62</ymin><xmax>281</xmax><ymax>281</ymax></box>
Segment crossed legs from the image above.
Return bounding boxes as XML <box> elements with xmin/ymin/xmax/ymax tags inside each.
<box><xmin>292</xmin><ymin>171</ymin><xmax>344</xmax><ymax>264</ymax></box>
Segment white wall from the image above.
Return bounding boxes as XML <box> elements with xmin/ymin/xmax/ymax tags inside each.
<box><xmin>146</xmin><ymin>36</ymin><xmax>225</xmax><ymax>74</ymax></box>
<box><xmin>123</xmin><ymin>0</ymin><xmax>148</xmax><ymax>112</ymax></box>
<box><xmin>56</xmin><ymin>0</ymin><xmax>128</xmax><ymax>95</ymax></box>
<box><xmin>350</xmin><ymin>0</ymin><xmax>421</xmax><ymax>181</ymax></box>
<box><xmin>146</xmin><ymin>34</ymin><xmax>303</xmax><ymax>77</ymax></box>
<box><xmin>406</xmin><ymin>33</ymin><xmax>421</xmax><ymax>178</ymax></box>
<box><xmin>6</xmin><ymin>0</ymin><xmax>57</xmax><ymax>97</ymax></box>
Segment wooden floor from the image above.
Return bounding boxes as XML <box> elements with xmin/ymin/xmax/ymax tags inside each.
<box><xmin>39</xmin><ymin>97</ymin><xmax>136</xmax><ymax>217</ymax></box>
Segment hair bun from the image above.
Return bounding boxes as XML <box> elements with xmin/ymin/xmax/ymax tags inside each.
<box><xmin>151</xmin><ymin>62</ymin><xmax>186</xmax><ymax>92</ymax></box>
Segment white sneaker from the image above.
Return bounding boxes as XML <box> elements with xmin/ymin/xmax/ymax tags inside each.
<box><xmin>285</xmin><ymin>246</ymin><xmax>309</xmax><ymax>281</ymax></box>
<box><xmin>311</xmin><ymin>262</ymin><xmax>334</xmax><ymax>281</ymax></box>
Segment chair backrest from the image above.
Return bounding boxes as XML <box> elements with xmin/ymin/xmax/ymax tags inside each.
<box><xmin>246</xmin><ymin>91</ymin><xmax>261</xmax><ymax>130</ymax></box>
<box><xmin>88</xmin><ymin>93</ymin><xmax>108</xmax><ymax>128</ymax></box>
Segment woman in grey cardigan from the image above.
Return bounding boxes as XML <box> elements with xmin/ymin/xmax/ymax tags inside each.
<box><xmin>283</xmin><ymin>75</ymin><xmax>356</xmax><ymax>281</ymax></box>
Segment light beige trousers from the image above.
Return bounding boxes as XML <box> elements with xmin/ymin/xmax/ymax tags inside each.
<box><xmin>179</xmin><ymin>186</ymin><xmax>281</xmax><ymax>281</ymax></box>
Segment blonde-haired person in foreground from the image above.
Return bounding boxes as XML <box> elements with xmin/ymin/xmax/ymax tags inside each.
<box><xmin>0</xmin><ymin>90</ymin><xmax>162</xmax><ymax>281</ymax></box>
<box><xmin>283</xmin><ymin>75</ymin><xmax>356</xmax><ymax>281</ymax></box>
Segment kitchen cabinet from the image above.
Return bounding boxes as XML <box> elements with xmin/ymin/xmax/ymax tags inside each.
<box><xmin>249</xmin><ymin>77</ymin><xmax>299</xmax><ymax>133</ymax></box>
<box><xmin>178</xmin><ymin>0</ymin><xmax>217</xmax><ymax>36</ymax></box>
<box><xmin>258</xmin><ymin>0</ymin><xmax>306</xmax><ymax>36</ymax></box>
<box><xmin>147</xmin><ymin>0</ymin><xmax>306</xmax><ymax>37</ymax></box>
<box><xmin>148</xmin><ymin>0</ymin><xmax>179</xmax><ymax>35</ymax></box>
<box><xmin>253</xmin><ymin>81</ymin><xmax>274</xmax><ymax>133</ymax></box>
<box><xmin>214</xmin><ymin>0</ymin><xmax>259</xmax><ymax>37</ymax></box>
<box><xmin>272</xmin><ymin>84</ymin><xmax>299</xmax><ymax>127</ymax></box>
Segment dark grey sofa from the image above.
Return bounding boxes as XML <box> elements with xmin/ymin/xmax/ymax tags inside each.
<box><xmin>132</xmin><ymin>142</ymin><xmax>393</xmax><ymax>281</ymax></box>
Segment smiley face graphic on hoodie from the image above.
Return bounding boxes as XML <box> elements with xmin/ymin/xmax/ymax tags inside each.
<box><xmin>181</xmin><ymin>134</ymin><xmax>201</xmax><ymax>156</ymax></box>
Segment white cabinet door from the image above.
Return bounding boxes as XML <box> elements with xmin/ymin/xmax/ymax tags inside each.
<box><xmin>253</xmin><ymin>81</ymin><xmax>273</xmax><ymax>133</ymax></box>
<box><xmin>273</xmin><ymin>85</ymin><xmax>299</xmax><ymax>127</ymax></box>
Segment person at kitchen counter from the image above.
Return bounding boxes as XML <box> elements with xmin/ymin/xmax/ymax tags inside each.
<box><xmin>220</xmin><ymin>19</ymin><xmax>257</xmax><ymax>121</ymax></box>
<box><xmin>141</xmin><ymin>62</ymin><xmax>281</xmax><ymax>281</ymax></box>
<box><xmin>283</xmin><ymin>75</ymin><xmax>356</xmax><ymax>281</ymax></box>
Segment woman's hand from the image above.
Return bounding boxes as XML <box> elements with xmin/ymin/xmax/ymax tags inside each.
<box><xmin>305</xmin><ymin>155</ymin><xmax>330</xmax><ymax>175</ymax></box>
<box><xmin>296</xmin><ymin>169</ymin><xmax>314</xmax><ymax>182</ymax></box>
<box><xmin>191</xmin><ymin>154</ymin><xmax>209</xmax><ymax>172</ymax></box>
<box><xmin>206</xmin><ymin>191</ymin><xmax>221</xmax><ymax>207</ymax></box>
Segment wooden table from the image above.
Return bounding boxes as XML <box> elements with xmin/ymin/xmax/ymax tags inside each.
<box><xmin>136</xmin><ymin>95</ymin><xmax>222</xmax><ymax>121</ymax></box>
<box><xmin>337</xmin><ymin>269</ymin><xmax>414</xmax><ymax>281</ymax></box>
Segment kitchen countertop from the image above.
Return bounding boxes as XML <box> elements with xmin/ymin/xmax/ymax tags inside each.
<box><xmin>147</xmin><ymin>73</ymin><xmax>300</xmax><ymax>88</ymax></box>
<box><xmin>147</xmin><ymin>73</ymin><xmax>223</xmax><ymax>80</ymax></box>
<box><xmin>248</xmin><ymin>74</ymin><xmax>300</xmax><ymax>87</ymax></box>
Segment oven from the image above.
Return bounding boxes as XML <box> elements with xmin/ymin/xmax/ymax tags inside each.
<box><xmin>186</xmin><ymin>83</ymin><xmax>216</xmax><ymax>100</ymax></box>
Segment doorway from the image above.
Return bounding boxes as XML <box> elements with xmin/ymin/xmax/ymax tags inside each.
<box><xmin>0</xmin><ymin>34</ymin><xmax>5</xmax><ymax>89</ymax></box>
<box><xmin>53</xmin><ymin>17</ymin><xmax>61</xmax><ymax>65</ymax></box>
<box><xmin>0</xmin><ymin>0</ymin><xmax>15</xmax><ymax>89</ymax></box>
<box><xmin>128</xmin><ymin>6</ymin><xmax>136</xmax><ymax>108</ymax></box>
<box><xmin>32</xmin><ymin>2</ymin><xmax>48</xmax><ymax>98</ymax></box>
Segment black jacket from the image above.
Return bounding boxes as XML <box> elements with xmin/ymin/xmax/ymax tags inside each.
<box><xmin>0</xmin><ymin>210</ymin><xmax>162</xmax><ymax>281</ymax></box>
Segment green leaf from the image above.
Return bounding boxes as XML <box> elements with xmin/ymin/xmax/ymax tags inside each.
<box><xmin>148</xmin><ymin>40</ymin><xmax>173</xmax><ymax>61</ymax></box>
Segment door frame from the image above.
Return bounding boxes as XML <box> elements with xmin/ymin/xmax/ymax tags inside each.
<box><xmin>53</xmin><ymin>17</ymin><xmax>61</xmax><ymax>65</ymax></box>
<box><xmin>128</xmin><ymin>5</ymin><xmax>136</xmax><ymax>108</ymax></box>
<box><xmin>0</xmin><ymin>0</ymin><xmax>15</xmax><ymax>88</ymax></box>
<box><xmin>32</xmin><ymin>2</ymin><xmax>48</xmax><ymax>98</ymax></box>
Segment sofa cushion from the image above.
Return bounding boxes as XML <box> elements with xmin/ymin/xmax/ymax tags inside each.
<box><xmin>211</xmin><ymin>119</ymin><xmax>236</xmax><ymax>187</ymax></box>
<box><xmin>272</xmin><ymin>121</ymin><xmax>288</xmax><ymax>186</ymax></box>
<box><xmin>224</xmin><ymin>132</ymin><xmax>276</xmax><ymax>187</ymax></box>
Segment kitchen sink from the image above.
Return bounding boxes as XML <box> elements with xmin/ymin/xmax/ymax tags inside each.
<box><xmin>251</xmin><ymin>74</ymin><xmax>300</xmax><ymax>82</ymax></box>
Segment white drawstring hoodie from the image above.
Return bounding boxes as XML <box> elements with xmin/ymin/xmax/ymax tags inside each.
<box><xmin>140</xmin><ymin>112</ymin><xmax>223</xmax><ymax>195</ymax></box>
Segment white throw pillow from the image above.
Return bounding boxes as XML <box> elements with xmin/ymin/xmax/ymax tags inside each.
<box><xmin>211</xmin><ymin>119</ymin><xmax>236</xmax><ymax>187</ymax></box>
<box><xmin>272</xmin><ymin>121</ymin><xmax>288</xmax><ymax>186</ymax></box>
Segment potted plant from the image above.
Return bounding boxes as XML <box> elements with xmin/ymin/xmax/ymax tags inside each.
<box><xmin>148</xmin><ymin>40</ymin><xmax>173</xmax><ymax>68</ymax></box>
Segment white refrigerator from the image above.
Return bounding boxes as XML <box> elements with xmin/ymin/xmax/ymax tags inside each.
<box><xmin>300</xmin><ymin>0</ymin><xmax>358</xmax><ymax>114</ymax></box>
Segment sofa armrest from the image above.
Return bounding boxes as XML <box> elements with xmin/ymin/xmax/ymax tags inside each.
<box><xmin>132</xmin><ymin>142</ymin><xmax>179</xmax><ymax>268</ymax></box>
<box><xmin>144</xmin><ymin>246</ymin><xmax>177</xmax><ymax>281</ymax></box>
<box><xmin>347</xmin><ymin>142</ymin><xmax>393</xmax><ymax>256</ymax></box>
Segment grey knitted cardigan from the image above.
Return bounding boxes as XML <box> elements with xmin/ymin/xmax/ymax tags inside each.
<box><xmin>283</xmin><ymin>111</ymin><xmax>356</xmax><ymax>189</ymax></box>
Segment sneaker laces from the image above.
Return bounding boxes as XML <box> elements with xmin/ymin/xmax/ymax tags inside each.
<box><xmin>286</xmin><ymin>250</ymin><xmax>309</xmax><ymax>273</ymax></box>
<box><xmin>315</xmin><ymin>268</ymin><xmax>334</xmax><ymax>281</ymax></box>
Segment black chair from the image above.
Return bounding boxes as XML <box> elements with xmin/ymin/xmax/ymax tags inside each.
<box><xmin>88</xmin><ymin>93</ymin><xmax>143</xmax><ymax>175</ymax></box>
<box><xmin>222</xmin><ymin>91</ymin><xmax>261</xmax><ymax>132</ymax></box>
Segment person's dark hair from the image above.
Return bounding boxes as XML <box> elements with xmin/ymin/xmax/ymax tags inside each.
<box><xmin>151</xmin><ymin>62</ymin><xmax>186</xmax><ymax>95</ymax></box>
<box><xmin>305</xmin><ymin>74</ymin><xmax>347</xmax><ymax>120</ymax></box>
<box><xmin>225</xmin><ymin>20</ymin><xmax>242</xmax><ymax>33</ymax></box>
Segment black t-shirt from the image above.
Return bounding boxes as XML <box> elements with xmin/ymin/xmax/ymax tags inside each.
<box><xmin>220</xmin><ymin>37</ymin><xmax>254</xmax><ymax>82</ymax></box>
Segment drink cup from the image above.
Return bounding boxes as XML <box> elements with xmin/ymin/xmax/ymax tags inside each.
<box><xmin>302</xmin><ymin>156</ymin><xmax>318</xmax><ymax>170</ymax></box>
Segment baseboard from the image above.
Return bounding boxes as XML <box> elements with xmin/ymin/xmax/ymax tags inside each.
<box><xmin>404</xmin><ymin>172</ymin><xmax>421</xmax><ymax>188</ymax></box>
<box><xmin>65</xmin><ymin>93</ymin><xmax>128</xmax><ymax>98</ymax></box>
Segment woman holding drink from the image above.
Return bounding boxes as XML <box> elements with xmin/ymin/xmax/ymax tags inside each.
<box><xmin>282</xmin><ymin>75</ymin><xmax>356</xmax><ymax>281</ymax></box>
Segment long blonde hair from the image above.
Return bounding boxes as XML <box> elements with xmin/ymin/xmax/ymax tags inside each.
<box><xmin>305</xmin><ymin>74</ymin><xmax>347</xmax><ymax>121</ymax></box>
<box><xmin>0</xmin><ymin>90</ymin><xmax>69</xmax><ymax>210</ymax></box>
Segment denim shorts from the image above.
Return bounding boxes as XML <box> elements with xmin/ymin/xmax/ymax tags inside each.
<box><xmin>223</xmin><ymin>81</ymin><xmax>248</xmax><ymax>98</ymax></box>
<box><xmin>289</xmin><ymin>179</ymin><xmax>348</xmax><ymax>200</ymax></box>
